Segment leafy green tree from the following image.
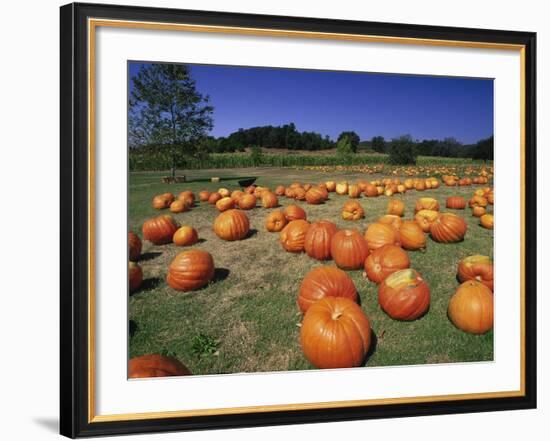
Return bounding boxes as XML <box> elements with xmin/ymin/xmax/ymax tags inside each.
<box><xmin>336</xmin><ymin>135</ymin><xmax>354</xmax><ymax>157</ymax></box>
<box><xmin>249</xmin><ymin>146</ymin><xmax>263</xmax><ymax>166</ymax></box>
<box><xmin>337</xmin><ymin>131</ymin><xmax>360</xmax><ymax>153</ymax></box>
<box><xmin>371</xmin><ymin>136</ymin><xmax>386</xmax><ymax>153</ymax></box>
<box><xmin>387</xmin><ymin>135</ymin><xmax>417</xmax><ymax>165</ymax></box>
<box><xmin>472</xmin><ymin>136</ymin><xmax>494</xmax><ymax>162</ymax></box>
<box><xmin>129</xmin><ymin>63</ymin><xmax>214</xmax><ymax>178</ymax></box>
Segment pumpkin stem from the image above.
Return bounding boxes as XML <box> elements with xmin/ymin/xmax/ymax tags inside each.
<box><xmin>331</xmin><ymin>311</ymin><xmax>343</xmax><ymax>320</ymax></box>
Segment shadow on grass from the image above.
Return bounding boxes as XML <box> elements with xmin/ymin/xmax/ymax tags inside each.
<box><xmin>245</xmin><ymin>229</ymin><xmax>258</xmax><ymax>239</ymax></box>
<box><xmin>364</xmin><ymin>329</ymin><xmax>378</xmax><ymax>364</ymax></box>
<box><xmin>213</xmin><ymin>268</ymin><xmax>230</xmax><ymax>283</ymax></box>
<box><xmin>131</xmin><ymin>277</ymin><xmax>162</xmax><ymax>296</ymax></box>
<box><xmin>140</xmin><ymin>251</ymin><xmax>162</xmax><ymax>262</ymax></box>
<box><xmin>129</xmin><ymin>320</ymin><xmax>138</xmax><ymax>337</ymax></box>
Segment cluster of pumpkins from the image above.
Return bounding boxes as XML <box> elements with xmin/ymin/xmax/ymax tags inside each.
<box><xmin>128</xmin><ymin>176</ymin><xmax>494</xmax><ymax>376</ymax></box>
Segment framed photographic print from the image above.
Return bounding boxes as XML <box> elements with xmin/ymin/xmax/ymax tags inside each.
<box><xmin>60</xmin><ymin>2</ymin><xmax>537</xmax><ymax>438</ymax></box>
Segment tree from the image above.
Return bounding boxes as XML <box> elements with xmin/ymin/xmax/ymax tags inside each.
<box><xmin>337</xmin><ymin>131</ymin><xmax>360</xmax><ymax>153</ymax></box>
<box><xmin>336</xmin><ymin>134</ymin><xmax>354</xmax><ymax>157</ymax></box>
<box><xmin>129</xmin><ymin>63</ymin><xmax>214</xmax><ymax>178</ymax></box>
<box><xmin>387</xmin><ymin>135</ymin><xmax>417</xmax><ymax>165</ymax></box>
<box><xmin>371</xmin><ymin>136</ymin><xmax>386</xmax><ymax>153</ymax></box>
<box><xmin>472</xmin><ymin>136</ymin><xmax>494</xmax><ymax>162</ymax></box>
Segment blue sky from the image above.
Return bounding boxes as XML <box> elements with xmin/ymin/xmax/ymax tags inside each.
<box><xmin>129</xmin><ymin>62</ymin><xmax>493</xmax><ymax>144</ymax></box>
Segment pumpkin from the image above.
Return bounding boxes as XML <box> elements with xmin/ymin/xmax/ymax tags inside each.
<box><xmin>364</xmin><ymin>183</ymin><xmax>379</xmax><ymax>197</ymax></box>
<box><xmin>378</xmin><ymin>214</ymin><xmax>403</xmax><ymax>231</ymax></box>
<box><xmin>415</xmin><ymin>197</ymin><xmax>439</xmax><ymax>213</ymax></box>
<box><xmin>169</xmin><ymin>200</ymin><xmax>188</xmax><ymax>213</ymax></box>
<box><xmin>387</xmin><ymin>199</ymin><xmax>405</xmax><ymax>217</ymax></box>
<box><xmin>231</xmin><ymin>190</ymin><xmax>245</xmax><ymax>202</ymax></box>
<box><xmin>280</xmin><ymin>220</ymin><xmax>310</xmax><ymax>253</ymax></box>
<box><xmin>215</xmin><ymin>196</ymin><xmax>235</xmax><ymax>212</ymax></box>
<box><xmin>335</xmin><ymin>182</ymin><xmax>349</xmax><ymax>195</ymax></box>
<box><xmin>404</xmin><ymin>179</ymin><xmax>414</xmax><ymax>189</ymax></box>
<box><xmin>364</xmin><ymin>244</ymin><xmax>410</xmax><ymax>284</ymax></box>
<box><xmin>152</xmin><ymin>194</ymin><xmax>170</xmax><ymax>210</ymax></box>
<box><xmin>217</xmin><ymin>188</ymin><xmax>230</xmax><ymax>198</ymax></box>
<box><xmin>199</xmin><ymin>190</ymin><xmax>211</xmax><ymax>202</ymax></box>
<box><xmin>469</xmin><ymin>195</ymin><xmax>488</xmax><ymax>208</ymax></box>
<box><xmin>348</xmin><ymin>184</ymin><xmax>361</xmax><ymax>198</ymax></box>
<box><xmin>208</xmin><ymin>192</ymin><xmax>222</xmax><ymax>205</ymax></box>
<box><xmin>304</xmin><ymin>220</ymin><xmax>338</xmax><ymax>260</ymax></box>
<box><xmin>172</xmin><ymin>226</ymin><xmax>199</xmax><ymax>247</ymax></box>
<box><xmin>364</xmin><ymin>223</ymin><xmax>400</xmax><ymax>250</ymax></box>
<box><xmin>300</xmin><ymin>297</ymin><xmax>371</xmax><ymax>369</ymax></box>
<box><xmin>213</xmin><ymin>209</ymin><xmax>250</xmax><ymax>241</ymax></box>
<box><xmin>446</xmin><ymin>196</ymin><xmax>467</xmax><ymax>209</ymax></box>
<box><xmin>284</xmin><ymin>187</ymin><xmax>295</xmax><ymax>198</ymax></box>
<box><xmin>415</xmin><ymin>180</ymin><xmax>426</xmax><ymax>191</ymax></box>
<box><xmin>129</xmin><ymin>261</ymin><xmax>143</xmax><ymax>293</ymax></box>
<box><xmin>128</xmin><ymin>232</ymin><xmax>142</xmax><ymax>261</ymax></box>
<box><xmin>457</xmin><ymin>255</ymin><xmax>494</xmax><ymax>291</ymax></box>
<box><xmin>414</xmin><ymin>209</ymin><xmax>440</xmax><ymax>233</ymax></box>
<box><xmin>284</xmin><ymin>204</ymin><xmax>307</xmax><ymax>221</ymax></box>
<box><xmin>293</xmin><ymin>187</ymin><xmax>306</xmax><ymax>201</ymax></box>
<box><xmin>261</xmin><ymin>192</ymin><xmax>279</xmax><ymax>208</ymax></box>
<box><xmin>341</xmin><ymin>200</ymin><xmax>365</xmax><ymax>221</ymax></box>
<box><xmin>238</xmin><ymin>194</ymin><xmax>257</xmax><ymax>210</ymax></box>
<box><xmin>166</xmin><ymin>249</ymin><xmax>215</xmax><ymax>291</ymax></box>
<box><xmin>459</xmin><ymin>177</ymin><xmax>472</xmax><ymax>186</ymax></box>
<box><xmin>378</xmin><ymin>269</ymin><xmax>430</xmax><ymax>320</ymax></box>
<box><xmin>448</xmin><ymin>281</ymin><xmax>493</xmax><ymax>334</ymax></box>
<box><xmin>129</xmin><ymin>354</ymin><xmax>192</xmax><ymax>378</ymax></box>
<box><xmin>480</xmin><ymin>213</ymin><xmax>494</xmax><ymax>229</ymax></box>
<box><xmin>265</xmin><ymin>210</ymin><xmax>288</xmax><ymax>232</ymax></box>
<box><xmin>487</xmin><ymin>191</ymin><xmax>494</xmax><ymax>205</ymax></box>
<box><xmin>330</xmin><ymin>229</ymin><xmax>370</xmax><ymax>270</ymax></box>
<box><xmin>297</xmin><ymin>266</ymin><xmax>357</xmax><ymax>313</ymax></box>
<box><xmin>275</xmin><ymin>185</ymin><xmax>286</xmax><ymax>196</ymax></box>
<box><xmin>399</xmin><ymin>220</ymin><xmax>426</xmax><ymax>251</ymax></box>
<box><xmin>430</xmin><ymin>213</ymin><xmax>467</xmax><ymax>243</ymax></box>
<box><xmin>161</xmin><ymin>192</ymin><xmax>176</xmax><ymax>204</ymax></box>
<box><xmin>305</xmin><ymin>187</ymin><xmax>326</xmax><ymax>205</ymax></box>
<box><xmin>472</xmin><ymin>206</ymin><xmax>486</xmax><ymax>217</ymax></box>
<box><xmin>177</xmin><ymin>191</ymin><xmax>195</xmax><ymax>207</ymax></box>
<box><xmin>303</xmin><ymin>183</ymin><xmax>312</xmax><ymax>192</ymax></box>
<box><xmin>325</xmin><ymin>181</ymin><xmax>336</xmax><ymax>192</ymax></box>
<box><xmin>244</xmin><ymin>185</ymin><xmax>256</xmax><ymax>194</ymax></box>
<box><xmin>142</xmin><ymin>215</ymin><xmax>179</xmax><ymax>245</ymax></box>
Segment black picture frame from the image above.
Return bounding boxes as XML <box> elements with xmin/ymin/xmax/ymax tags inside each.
<box><xmin>60</xmin><ymin>2</ymin><xmax>537</xmax><ymax>438</ymax></box>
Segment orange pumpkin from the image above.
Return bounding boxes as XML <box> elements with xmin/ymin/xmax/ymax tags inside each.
<box><xmin>142</xmin><ymin>215</ymin><xmax>179</xmax><ymax>245</ymax></box>
<box><xmin>215</xmin><ymin>196</ymin><xmax>235</xmax><ymax>212</ymax></box>
<box><xmin>305</xmin><ymin>187</ymin><xmax>326</xmax><ymax>205</ymax></box>
<box><xmin>457</xmin><ymin>255</ymin><xmax>494</xmax><ymax>291</ymax></box>
<box><xmin>172</xmin><ymin>226</ymin><xmax>199</xmax><ymax>247</ymax></box>
<box><xmin>300</xmin><ymin>297</ymin><xmax>371</xmax><ymax>369</ymax></box>
<box><xmin>217</xmin><ymin>188</ymin><xmax>230</xmax><ymax>198</ymax></box>
<box><xmin>398</xmin><ymin>220</ymin><xmax>426</xmax><ymax>251</ymax></box>
<box><xmin>231</xmin><ymin>190</ymin><xmax>245</xmax><ymax>202</ymax></box>
<box><xmin>177</xmin><ymin>191</ymin><xmax>195</xmax><ymax>207</ymax></box>
<box><xmin>293</xmin><ymin>187</ymin><xmax>306</xmax><ymax>201</ymax></box>
<box><xmin>237</xmin><ymin>194</ymin><xmax>256</xmax><ymax>210</ymax></box>
<box><xmin>414</xmin><ymin>209</ymin><xmax>440</xmax><ymax>233</ymax></box>
<box><xmin>480</xmin><ymin>213</ymin><xmax>494</xmax><ymax>229</ymax></box>
<box><xmin>415</xmin><ymin>197</ymin><xmax>439</xmax><ymax>213</ymax></box>
<box><xmin>304</xmin><ymin>220</ymin><xmax>338</xmax><ymax>261</ymax></box>
<box><xmin>152</xmin><ymin>194</ymin><xmax>170</xmax><ymax>209</ymax></box>
<box><xmin>129</xmin><ymin>354</ymin><xmax>192</xmax><ymax>378</ymax></box>
<box><xmin>297</xmin><ymin>266</ymin><xmax>357</xmax><ymax>313</ymax></box>
<box><xmin>129</xmin><ymin>261</ymin><xmax>143</xmax><ymax>293</ymax></box>
<box><xmin>280</xmin><ymin>220</ymin><xmax>310</xmax><ymax>253</ymax></box>
<box><xmin>170</xmin><ymin>200</ymin><xmax>189</xmax><ymax>213</ymax></box>
<box><xmin>335</xmin><ymin>182</ymin><xmax>349</xmax><ymax>195</ymax></box>
<box><xmin>161</xmin><ymin>192</ymin><xmax>176</xmax><ymax>204</ymax></box>
<box><xmin>198</xmin><ymin>190</ymin><xmax>211</xmax><ymax>202</ymax></box>
<box><xmin>469</xmin><ymin>195</ymin><xmax>488</xmax><ymax>208</ymax></box>
<box><xmin>429</xmin><ymin>213</ymin><xmax>467</xmax><ymax>243</ymax></box>
<box><xmin>378</xmin><ymin>214</ymin><xmax>403</xmax><ymax>231</ymax></box>
<box><xmin>128</xmin><ymin>232</ymin><xmax>142</xmax><ymax>261</ymax></box>
<box><xmin>208</xmin><ymin>192</ymin><xmax>222</xmax><ymax>205</ymax></box>
<box><xmin>261</xmin><ymin>192</ymin><xmax>279</xmax><ymax>208</ymax></box>
<box><xmin>364</xmin><ymin>244</ymin><xmax>410</xmax><ymax>284</ymax></box>
<box><xmin>472</xmin><ymin>206</ymin><xmax>486</xmax><ymax>217</ymax></box>
<box><xmin>378</xmin><ymin>269</ymin><xmax>430</xmax><ymax>320</ymax></box>
<box><xmin>213</xmin><ymin>209</ymin><xmax>250</xmax><ymax>241</ymax></box>
<box><xmin>348</xmin><ymin>184</ymin><xmax>361</xmax><ymax>198</ymax></box>
<box><xmin>341</xmin><ymin>200</ymin><xmax>365</xmax><ymax>221</ymax></box>
<box><xmin>166</xmin><ymin>249</ymin><xmax>215</xmax><ymax>291</ymax></box>
<box><xmin>284</xmin><ymin>204</ymin><xmax>307</xmax><ymax>221</ymax></box>
<box><xmin>448</xmin><ymin>281</ymin><xmax>493</xmax><ymax>334</ymax></box>
<box><xmin>364</xmin><ymin>183</ymin><xmax>379</xmax><ymax>197</ymax></box>
<box><xmin>265</xmin><ymin>210</ymin><xmax>288</xmax><ymax>232</ymax></box>
<box><xmin>446</xmin><ymin>196</ymin><xmax>467</xmax><ymax>209</ymax></box>
<box><xmin>364</xmin><ymin>223</ymin><xmax>401</xmax><ymax>250</ymax></box>
<box><xmin>415</xmin><ymin>180</ymin><xmax>426</xmax><ymax>191</ymax></box>
<box><xmin>330</xmin><ymin>229</ymin><xmax>370</xmax><ymax>270</ymax></box>
<box><xmin>387</xmin><ymin>199</ymin><xmax>405</xmax><ymax>217</ymax></box>
<box><xmin>275</xmin><ymin>185</ymin><xmax>286</xmax><ymax>196</ymax></box>
<box><xmin>325</xmin><ymin>181</ymin><xmax>336</xmax><ymax>192</ymax></box>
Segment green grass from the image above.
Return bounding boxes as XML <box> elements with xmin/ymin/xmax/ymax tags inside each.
<box><xmin>129</xmin><ymin>167</ymin><xmax>493</xmax><ymax>375</ymax></box>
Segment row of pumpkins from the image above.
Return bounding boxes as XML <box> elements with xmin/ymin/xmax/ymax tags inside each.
<box><xmin>128</xmin><ymin>180</ymin><xmax>494</xmax><ymax>377</ymax></box>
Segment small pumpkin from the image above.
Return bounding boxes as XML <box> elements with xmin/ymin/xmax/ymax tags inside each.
<box><xmin>297</xmin><ymin>266</ymin><xmax>357</xmax><ymax>313</ymax></box>
<box><xmin>472</xmin><ymin>206</ymin><xmax>486</xmax><ymax>217</ymax></box>
<box><xmin>330</xmin><ymin>229</ymin><xmax>370</xmax><ymax>270</ymax></box>
<box><xmin>208</xmin><ymin>192</ymin><xmax>222</xmax><ymax>205</ymax></box>
<box><xmin>293</xmin><ymin>187</ymin><xmax>306</xmax><ymax>201</ymax></box>
<box><xmin>415</xmin><ymin>197</ymin><xmax>439</xmax><ymax>213</ymax></box>
<box><xmin>217</xmin><ymin>188</ymin><xmax>230</xmax><ymax>198</ymax></box>
<box><xmin>335</xmin><ymin>182</ymin><xmax>349</xmax><ymax>195</ymax></box>
<box><xmin>429</xmin><ymin>213</ymin><xmax>467</xmax><ymax>243</ymax></box>
<box><xmin>261</xmin><ymin>192</ymin><xmax>279</xmax><ymax>208</ymax></box>
<box><xmin>387</xmin><ymin>199</ymin><xmax>405</xmax><ymax>217</ymax></box>
<box><xmin>325</xmin><ymin>181</ymin><xmax>336</xmax><ymax>192</ymax></box>
<box><xmin>457</xmin><ymin>255</ymin><xmax>494</xmax><ymax>291</ymax></box>
<box><xmin>128</xmin><ymin>232</ymin><xmax>142</xmax><ymax>261</ymax></box>
<box><xmin>238</xmin><ymin>194</ymin><xmax>257</xmax><ymax>210</ymax></box>
<box><xmin>216</xmin><ymin>196</ymin><xmax>235</xmax><ymax>212</ymax></box>
<box><xmin>213</xmin><ymin>209</ymin><xmax>250</xmax><ymax>241</ymax></box>
<box><xmin>129</xmin><ymin>354</ymin><xmax>192</xmax><ymax>378</ymax></box>
<box><xmin>448</xmin><ymin>281</ymin><xmax>493</xmax><ymax>334</ymax></box>
<box><xmin>348</xmin><ymin>184</ymin><xmax>362</xmax><ymax>198</ymax></box>
<box><xmin>231</xmin><ymin>190</ymin><xmax>245</xmax><ymax>202</ymax></box>
<box><xmin>166</xmin><ymin>249</ymin><xmax>215</xmax><ymax>291</ymax></box>
<box><xmin>280</xmin><ymin>220</ymin><xmax>310</xmax><ymax>253</ymax></box>
<box><xmin>364</xmin><ymin>244</ymin><xmax>410</xmax><ymax>284</ymax></box>
<box><xmin>398</xmin><ymin>220</ymin><xmax>426</xmax><ymax>251</ymax></box>
<box><xmin>152</xmin><ymin>194</ymin><xmax>170</xmax><ymax>210</ymax></box>
<box><xmin>177</xmin><ymin>191</ymin><xmax>195</xmax><ymax>207</ymax></box>
<box><xmin>284</xmin><ymin>204</ymin><xmax>307</xmax><ymax>221</ymax></box>
<box><xmin>480</xmin><ymin>213</ymin><xmax>494</xmax><ymax>229</ymax></box>
<box><xmin>341</xmin><ymin>200</ymin><xmax>365</xmax><ymax>221</ymax></box>
<box><xmin>414</xmin><ymin>209</ymin><xmax>440</xmax><ymax>233</ymax></box>
<box><xmin>142</xmin><ymin>215</ymin><xmax>179</xmax><ymax>245</ymax></box>
<box><xmin>161</xmin><ymin>192</ymin><xmax>176</xmax><ymax>204</ymax></box>
<box><xmin>129</xmin><ymin>261</ymin><xmax>143</xmax><ymax>293</ymax></box>
<box><xmin>198</xmin><ymin>190</ymin><xmax>211</xmax><ymax>202</ymax></box>
<box><xmin>304</xmin><ymin>220</ymin><xmax>338</xmax><ymax>260</ymax></box>
<box><xmin>265</xmin><ymin>210</ymin><xmax>288</xmax><ymax>232</ymax></box>
<box><xmin>305</xmin><ymin>187</ymin><xmax>326</xmax><ymax>205</ymax></box>
<box><xmin>364</xmin><ymin>223</ymin><xmax>400</xmax><ymax>250</ymax></box>
<box><xmin>169</xmin><ymin>200</ymin><xmax>188</xmax><ymax>213</ymax></box>
<box><xmin>446</xmin><ymin>196</ymin><xmax>467</xmax><ymax>209</ymax></box>
<box><xmin>364</xmin><ymin>183</ymin><xmax>379</xmax><ymax>197</ymax></box>
<box><xmin>172</xmin><ymin>226</ymin><xmax>199</xmax><ymax>247</ymax></box>
<box><xmin>378</xmin><ymin>269</ymin><xmax>430</xmax><ymax>320</ymax></box>
<box><xmin>275</xmin><ymin>185</ymin><xmax>286</xmax><ymax>196</ymax></box>
<box><xmin>300</xmin><ymin>297</ymin><xmax>371</xmax><ymax>369</ymax></box>
<box><xmin>469</xmin><ymin>195</ymin><xmax>488</xmax><ymax>208</ymax></box>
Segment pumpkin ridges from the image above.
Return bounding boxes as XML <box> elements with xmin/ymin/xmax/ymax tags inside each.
<box><xmin>364</xmin><ymin>244</ymin><xmax>410</xmax><ymax>283</ymax></box>
<box><xmin>448</xmin><ymin>281</ymin><xmax>493</xmax><ymax>334</ymax></box>
<box><xmin>304</xmin><ymin>221</ymin><xmax>338</xmax><ymax>260</ymax></box>
<box><xmin>280</xmin><ymin>219</ymin><xmax>310</xmax><ymax>252</ymax></box>
<box><xmin>378</xmin><ymin>269</ymin><xmax>430</xmax><ymax>320</ymax></box>
<box><xmin>297</xmin><ymin>266</ymin><xmax>357</xmax><ymax>312</ymax></box>
<box><xmin>331</xmin><ymin>229</ymin><xmax>370</xmax><ymax>270</ymax></box>
<box><xmin>213</xmin><ymin>209</ymin><xmax>250</xmax><ymax>241</ymax></box>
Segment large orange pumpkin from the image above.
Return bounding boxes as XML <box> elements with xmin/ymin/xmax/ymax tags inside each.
<box><xmin>142</xmin><ymin>215</ymin><xmax>179</xmax><ymax>245</ymax></box>
<box><xmin>429</xmin><ymin>213</ymin><xmax>467</xmax><ymax>243</ymax></box>
<box><xmin>480</xmin><ymin>213</ymin><xmax>494</xmax><ymax>229</ymax></box>
<box><xmin>280</xmin><ymin>219</ymin><xmax>310</xmax><ymax>252</ymax></box>
<box><xmin>364</xmin><ymin>183</ymin><xmax>379</xmax><ymax>197</ymax></box>
<box><xmin>265</xmin><ymin>210</ymin><xmax>287</xmax><ymax>232</ymax></box>
<box><xmin>378</xmin><ymin>269</ymin><xmax>430</xmax><ymax>320</ymax></box>
<box><xmin>397</xmin><ymin>220</ymin><xmax>426</xmax><ymax>251</ymax></box>
<box><xmin>304</xmin><ymin>220</ymin><xmax>338</xmax><ymax>260</ymax></box>
<box><xmin>261</xmin><ymin>192</ymin><xmax>279</xmax><ymax>208</ymax></box>
<box><xmin>293</xmin><ymin>187</ymin><xmax>306</xmax><ymax>201</ymax></box>
<box><xmin>129</xmin><ymin>354</ymin><xmax>192</xmax><ymax>378</ymax></box>
<box><xmin>448</xmin><ymin>281</ymin><xmax>493</xmax><ymax>334</ymax></box>
<box><xmin>128</xmin><ymin>232</ymin><xmax>142</xmax><ymax>261</ymax></box>
<box><xmin>457</xmin><ymin>255</ymin><xmax>494</xmax><ymax>291</ymax></box>
<box><xmin>446</xmin><ymin>196</ymin><xmax>467</xmax><ymax>209</ymax></box>
<box><xmin>305</xmin><ymin>187</ymin><xmax>326</xmax><ymax>205</ymax></box>
<box><xmin>172</xmin><ymin>226</ymin><xmax>199</xmax><ymax>247</ymax></box>
<box><xmin>364</xmin><ymin>244</ymin><xmax>410</xmax><ymax>284</ymax></box>
<box><xmin>387</xmin><ymin>199</ymin><xmax>405</xmax><ymax>217</ymax></box>
<box><xmin>415</xmin><ymin>197</ymin><xmax>439</xmax><ymax>213</ymax></box>
<box><xmin>414</xmin><ymin>209</ymin><xmax>440</xmax><ymax>233</ymax></box>
<box><xmin>330</xmin><ymin>229</ymin><xmax>370</xmax><ymax>270</ymax></box>
<box><xmin>152</xmin><ymin>194</ymin><xmax>171</xmax><ymax>209</ymax></box>
<box><xmin>297</xmin><ymin>266</ymin><xmax>357</xmax><ymax>313</ymax></box>
<box><xmin>378</xmin><ymin>214</ymin><xmax>403</xmax><ymax>231</ymax></box>
<box><xmin>177</xmin><ymin>191</ymin><xmax>195</xmax><ymax>208</ymax></box>
<box><xmin>284</xmin><ymin>204</ymin><xmax>307</xmax><ymax>221</ymax></box>
<box><xmin>213</xmin><ymin>209</ymin><xmax>250</xmax><ymax>241</ymax></box>
<box><xmin>364</xmin><ymin>223</ymin><xmax>400</xmax><ymax>250</ymax></box>
<box><xmin>166</xmin><ymin>249</ymin><xmax>215</xmax><ymax>291</ymax></box>
<box><xmin>300</xmin><ymin>297</ymin><xmax>371</xmax><ymax>369</ymax></box>
<box><xmin>341</xmin><ymin>200</ymin><xmax>365</xmax><ymax>221</ymax></box>
<box><xmin>238</xmin><ymin>194</ymin><xmax>257</xmax><ymax>210</ymax></box>
<box><xmin>129</xmin><ymin>261</ymin><xmax>143</xmax><ymax>293</ymax></box>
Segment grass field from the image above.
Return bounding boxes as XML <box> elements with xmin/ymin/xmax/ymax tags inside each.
<box><xmin>129</xmin><ymin>167</ymin><xmax>493</xmax><ymax>375</ymax></box>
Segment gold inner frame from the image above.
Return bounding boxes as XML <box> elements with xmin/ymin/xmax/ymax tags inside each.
<box><xmin>87</xmin><ymin>18</ymin><xmax>527</xmax><ymax>423</ymax></box>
